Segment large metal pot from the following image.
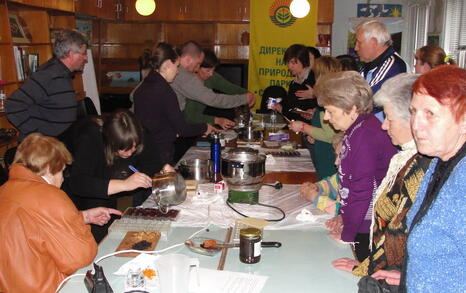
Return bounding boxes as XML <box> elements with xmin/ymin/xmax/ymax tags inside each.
<box><xmin>221</xmin><ymin>147</ymin><xmax>266</xmax><ymax>191</ymax></box>
<box><xmin>178</xmin><ymin>159</ymin><xmax>212</xmax><ymax>183</ymax></box>
<box><xmin>151</xmin><ymin>172</ymin><xmax>187</xmax><ymax>208</ymax></box>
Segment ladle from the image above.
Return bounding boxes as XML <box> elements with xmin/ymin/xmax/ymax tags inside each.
<box><xmin>263</xmin><ymin>181</ymin><xmax>283</xmax><ymax>190</ymax></box>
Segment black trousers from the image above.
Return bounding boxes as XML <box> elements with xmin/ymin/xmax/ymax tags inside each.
<box><xmin>353</xmin><ymin>233</ymin><xmax>370</xmax><ymax>262</ymax></box>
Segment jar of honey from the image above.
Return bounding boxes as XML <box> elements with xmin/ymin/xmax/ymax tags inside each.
<box><xmin>239</xmin><ymin>228</ymin><xmax>261</xmax><ymax>264</ymax></box>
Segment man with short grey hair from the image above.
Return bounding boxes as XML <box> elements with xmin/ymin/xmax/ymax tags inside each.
<box><xmin>355</xmin><ymin>20</ymin><xmax>406</xmax><ymax>119</ymax></box>
<box><xmin>6</xmin><ymin>29</ymin><xmax>88</xmax><ymax>141</ymax></box>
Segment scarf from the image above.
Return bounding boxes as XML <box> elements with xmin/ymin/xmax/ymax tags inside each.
<box><xmin>369</xmin><ymin>140</ymin><xmax>418</xmax><ymax>249</ymax></box>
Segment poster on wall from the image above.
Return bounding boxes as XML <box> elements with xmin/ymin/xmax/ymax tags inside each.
<box><xmin>347</xmin><ymin>17</ymin><xmax>404</xmax><ymax>56</ymax></box>
<box><xmin>248</xmin><ymin>0</ymin><xmax>317</xmax><ymax>110</ymax></box>
<box><xmin>357</xmin><ymin>4</ymin><xmax>402</xmax><ymax>17</ymax></box>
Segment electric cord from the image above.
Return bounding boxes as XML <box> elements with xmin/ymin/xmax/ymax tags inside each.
<box><xmin>55</xmin><ymin>225</ymin><xmax>211</xmax><ymax>292</ymax></box>
<box><xmin>225</xmin><ymin>200</ymin><xmax>286</xmax><ymax>222</ymax></box>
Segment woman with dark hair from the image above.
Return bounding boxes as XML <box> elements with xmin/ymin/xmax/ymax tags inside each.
<box><xmin>372</xmin><ymin>65</ymin><xmax>466</xmax><ymax>292</ymax></box>
<box><xmin>289</xmin><ymin>56</ymin><xmax>341</xmax><ymax>179</ymax></box>
<box><xmin>0</xmin><ymin>134</ymin><xmax>120</xmax><ymax>292</ymax></box>
<box><xmin>272</xmin><ymin>44</ymin><xmax>317</xmax><ymax>121</ymax></box>
<box><xmin>414</xmin><ymin>45</ymin><xmax>455</xmax><ymax>74</ymax></box>
<box><xmin>64</xmin><ymin>109</ymin><xmax>164</xmax><ymax>242</ymax></box>
<box><xmin>134</xmin><ymin>42</ymin><xmax>215</xmax><ymax>165</ymax></box>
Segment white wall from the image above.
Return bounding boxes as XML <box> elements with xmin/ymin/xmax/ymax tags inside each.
<box><xmin>332</xmin><ymin>0</ymin><xmax>408</xmax><ymax>57</ymax></box>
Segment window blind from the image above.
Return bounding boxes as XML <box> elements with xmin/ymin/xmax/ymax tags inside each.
<box><xmin>444</xmin><ymin>0</ymin><xmax>466</xmax><ymax>68</ymax></box>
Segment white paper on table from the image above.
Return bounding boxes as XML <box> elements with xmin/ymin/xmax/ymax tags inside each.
<box><xmin>194</xmin><ymin>267</ymin><xmax>268</xmax><ymax>293</ymax></box>
<box><xmin>114</xmin><ymin>254</ymin><xmax>267</xmax><ymax>293</ymax></box>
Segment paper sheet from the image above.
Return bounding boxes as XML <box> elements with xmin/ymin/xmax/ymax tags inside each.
<box><xmin>195</xmin><ymin>268</ymin><xmax>268</xmax><ymax>293</ymax></box>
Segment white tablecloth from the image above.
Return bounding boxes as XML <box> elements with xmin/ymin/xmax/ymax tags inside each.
<box><xmin>142</xmin><ymin>183</ymin><xmax>331</xmax><ymax>230</ymax></box>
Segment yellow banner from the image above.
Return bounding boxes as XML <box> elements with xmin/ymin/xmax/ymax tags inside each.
<box><xmin>248</xmin><ymin>0</ymin><xmax>318</xmax><ymax>109</ymax></box>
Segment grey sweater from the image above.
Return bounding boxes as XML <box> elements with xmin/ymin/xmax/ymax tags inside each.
<box><xmin>170</xmin><ymin>66</ymin><xmax>247</xmax><ymax>111</ymax></box>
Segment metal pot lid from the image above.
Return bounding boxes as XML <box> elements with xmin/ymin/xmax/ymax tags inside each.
<box><xmin>222</xmin><ymin>147</ymin><xmax>266</xmax><ymax>163</ymax></box>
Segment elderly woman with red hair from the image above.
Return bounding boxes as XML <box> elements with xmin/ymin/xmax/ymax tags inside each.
<box><xmin>372</xmin><ymin>65</ymin><xmax>466</xmax><ymax>292</ymax></box>
<box><xmin>0</xmin><ymin>134</ymin><xmax>120</xmax><ymax>293</ymax></box>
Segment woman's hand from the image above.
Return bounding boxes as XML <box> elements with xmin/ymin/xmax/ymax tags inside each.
<box><xmin>331</xmin><ymin>258</ymin><xmax>359</xmax><ymax>272</ymax></box>
<box><xmin>295</xmin><ymin>85</ymin><xmax>314</xmax><ymax>100</ymax></box>
<box><xmin>124</xmin><ymin>172</ymin><xmax>152</xmax><ymax>190</ymax></box>
<box><xmin>299</xmin><ymin>181</ymin><xmax>319</xmax><ymax>202</ymax></box>
<box><xmin>371</xmin><ymin>270</ymin><xmax>401</xmax><ymax>286</ymax></box>
<box><xmin>83</xmin><ymin>207</ymin><xmax>122</xmax><ymax>226</ymax></box>
<box><xmin>328</xmin><ymin>231</ymin><xmax>342</xmax><ymax>242</ymax></box>
<box><xmin>214</xmin><ymin>117</ymin><xmax>236</xmax><ymax>130</ymax></box>
<box><xmin>299</xmin><ymin>109</ymin><xmax>315</xmax><ymax>120</ymax></box>
<box><xmin>306</xmin><ymin>135</ymin><xmax>316</xmax><ymax>144</ymax></box>
<box><xmin>289</xmin><ymin>120</ymin><xmax>305</xmax><ymax>133</ymax></box>
<box><xmin>204</xmin><ymin>124</ymin><xmax>219</xmax><ymax>136</ymax></box>
<box><xmin>325</xmin><ymin>214</ymin><xmax>343</xmax><ymax>233</ymax></box>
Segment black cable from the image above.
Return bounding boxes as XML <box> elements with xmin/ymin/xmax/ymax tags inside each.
<box><xmin>226</xmin><ymin>200</ymin><xmax>286</xmax><ymax>222</ymax></box>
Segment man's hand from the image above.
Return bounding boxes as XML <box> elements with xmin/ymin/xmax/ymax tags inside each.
<box><xmin>296</xmin><ymin>85</ymin><xmax>315</xmax><ymax>100</ymax></box>
<box><xmin>331</xmin><ymin>258</ymin><xmax>359</xmax><ymax>272</ymax></box>
<box><xmin>83</xmin><ymin>207</ymin><xmax>121</xmax><ymax>226</ymax></box>
<box><xmin>246</xmin><ymin>92</ymin><xmax>256</xmax><ymax>107</ymax></box>
<box><xmin>214</xmin><ymin>117</ymin><xmax>235</xmax><ymax>130</ymax></box>
<box><xmin>371</xmin><ymin>270</ymin><xmax>401</xmax><ymax>286</ymax></box>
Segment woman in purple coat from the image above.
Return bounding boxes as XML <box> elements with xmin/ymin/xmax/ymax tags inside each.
<box><xmin>314</xmin><ymin>71</ymin><xmax>397</xmax><ymax>261</ymax></box>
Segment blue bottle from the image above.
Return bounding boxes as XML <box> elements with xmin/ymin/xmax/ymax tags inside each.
<box><xmin>210</xmin><ymin>133</ymin><xmax>222</xmax><ymax>182</ymax></box>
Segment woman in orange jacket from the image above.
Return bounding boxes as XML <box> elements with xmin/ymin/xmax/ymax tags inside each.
<box><xmin>0</xmin><ymin>133</ymin><xmax>120</xmax><ymax>293</ymax></box>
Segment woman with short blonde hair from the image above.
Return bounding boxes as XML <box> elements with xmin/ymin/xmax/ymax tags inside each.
<box><xmin>13</xmin><ymin>132</ymin><xmax>72</xmax><ymax>176</ymax></box>
<box><xmin>313</xmin><ymin>71</ymin><xmax>397</xmax><ymax>262</ymax></box>
<box><xmin>316</xmin><ymin>71</ymin><xmax>373</xmax><ymax>114</ymax></box>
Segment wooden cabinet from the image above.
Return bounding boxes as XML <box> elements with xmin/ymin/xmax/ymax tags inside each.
<box><xmin>122</xmin><ymin>0</ymin><xmax>249</xmax><ymax>22</ymax></box>
<box><xmin>76</xmin><ymin>0</ymin><xmax>116</xmax><ymax>19</ymax></box>
<box><xmin>216</xmin><ymin>0</ymin><xmax>249</xmax><ymax>22</ymax></box>
<box><xmin>317</xmin><ymin>0</ymin><xmax>334</xmax><ymax>24</ymax></box>
<box><xmin>316</xmin><ymin>0</ymin><xmax>334</xmax><ymax>54</ymax></box>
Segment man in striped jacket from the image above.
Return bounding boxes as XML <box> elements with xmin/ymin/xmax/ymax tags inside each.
<box><xmin>6</xmin><ymin>29</ymin><xmax>88</xmax><ymax>141</ymax></box>
<box><xmin>355</xmin><ymin>20</ymin><xmax>407</xmax><ymax>121</ymax></box>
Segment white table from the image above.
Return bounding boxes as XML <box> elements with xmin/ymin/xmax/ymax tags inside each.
<box><xmin>60</xmin><ymin>226</ymin><xmax>358</xmax><ymax>293</ymax></box>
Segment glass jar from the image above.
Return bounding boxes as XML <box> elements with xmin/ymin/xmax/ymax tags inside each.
<box><xmin>239</xmin><ymin>228</ymin><xmax>261</xmax><ymax>264</ymax></box>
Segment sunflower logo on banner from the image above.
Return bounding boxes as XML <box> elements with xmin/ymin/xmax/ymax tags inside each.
<box><xmin>269</xmin><ymin>0</ymin><xmax>297</xmax><ymax>28</ymax></box>
<box><xmin>248</xmin><ymin>0</ymin><xmax>317</xmax><ymax>110</ymax></box>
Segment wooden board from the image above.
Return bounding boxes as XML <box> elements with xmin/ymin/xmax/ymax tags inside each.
<box><xmin>115</xmin><ymin>231</ymin><xmax>160</xmax><ymax>257</ymax></box>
